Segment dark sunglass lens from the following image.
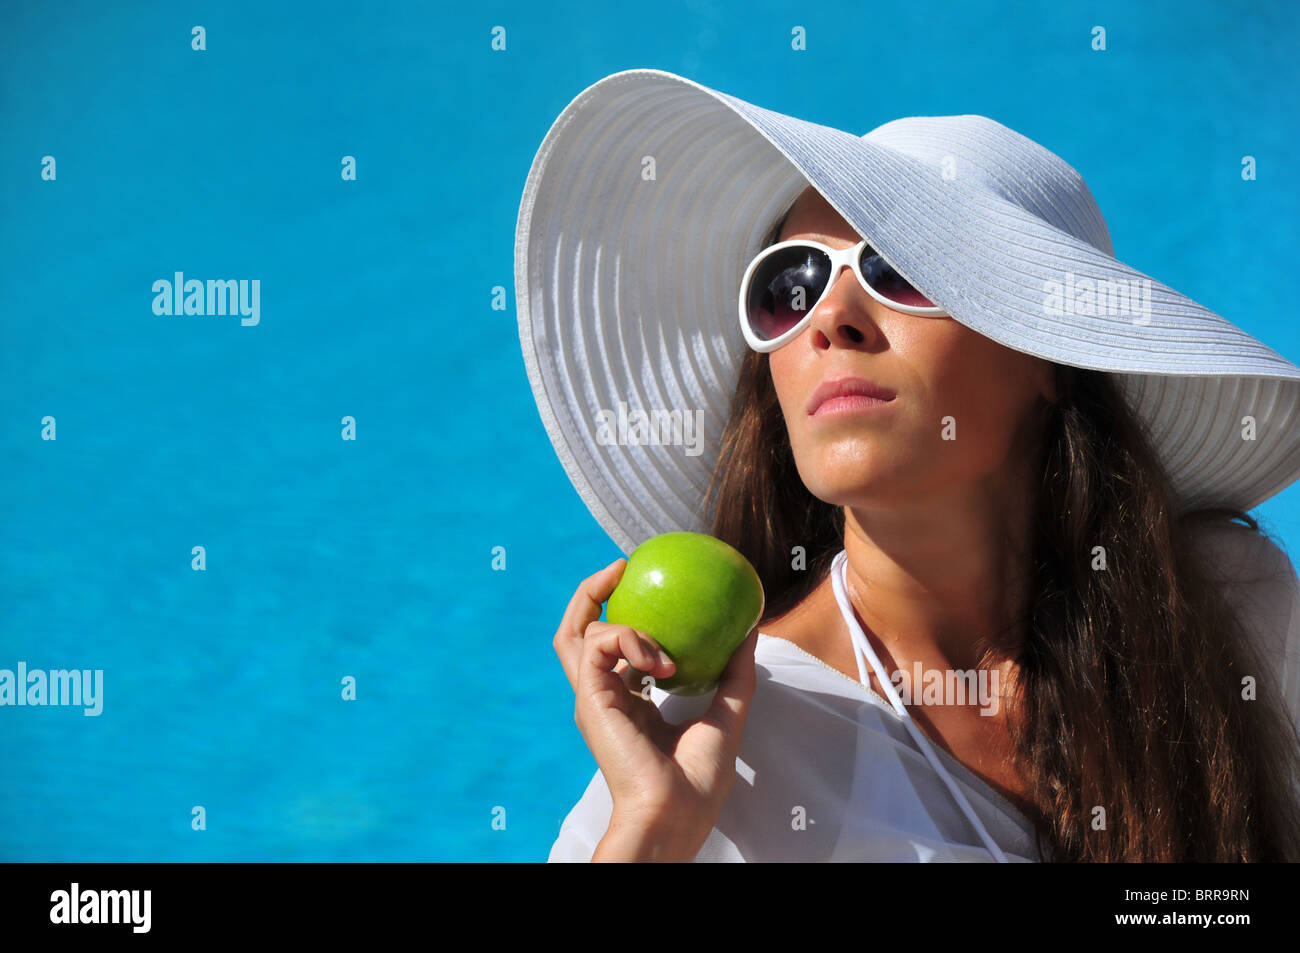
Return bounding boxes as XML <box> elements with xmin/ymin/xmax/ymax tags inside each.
<box><xmin>746</xmin><ymin>247</ymin><xmax>829</xmax><ymax>341</ymax></box>
<box><xmin>860</xmin><ymin>246</ymin><xmax>936</xmax><ymax>308</ymax></box>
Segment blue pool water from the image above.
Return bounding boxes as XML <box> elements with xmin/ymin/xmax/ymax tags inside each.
<box><xmin>2</xmin><ymin>0</ymin><xmax>1298</xmax><ymax>860</ymax></box>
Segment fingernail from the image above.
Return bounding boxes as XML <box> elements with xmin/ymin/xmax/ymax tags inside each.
<box><xmin>658</xmin><ymin>648</ymin><xmax>674</xmax><ymax>668</ymax></box>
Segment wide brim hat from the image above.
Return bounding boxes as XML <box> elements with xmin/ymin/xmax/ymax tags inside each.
<box><xmin>514</xmin><ymin>68</ymin><xmax>1300</xmax><ymax>556</ymax></box>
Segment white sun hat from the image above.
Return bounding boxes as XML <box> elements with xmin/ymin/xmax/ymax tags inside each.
<box><xmin>514</xmin><ymin>68</ymin><xmax>1300</xmax><ymax>556</ymax></box>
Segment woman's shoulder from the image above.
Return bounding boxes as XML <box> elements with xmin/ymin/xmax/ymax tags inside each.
<box><xmin>1183</xmin><ymin>515</ymin><xmax>1300</xmax><ymax>729</ymax></box>
<box><xmin>1183</xmin><ymin>516</ymin><xmax>1299</xmax><ymax>609</ymax></box>
<box><xmin>1184</xmin><ymin>515</ymin><xmax>1295</xmax><ymax>569</ymax></box>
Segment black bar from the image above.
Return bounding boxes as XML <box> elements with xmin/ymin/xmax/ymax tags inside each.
<box><xmin>0</xmin><ymin>861</ymin><xmax>1286</xmax><ymax>939</ymax></box>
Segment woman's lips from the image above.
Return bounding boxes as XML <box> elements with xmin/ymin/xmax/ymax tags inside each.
<box><xmin>807</xmin><ymin>376</ymin><xmax>898</xmax><ymax>416</ymax></box>
<box><xmin>809</xmin><ymin>394</ymin><xmax>896</xmax><ymax>417</ymax></box>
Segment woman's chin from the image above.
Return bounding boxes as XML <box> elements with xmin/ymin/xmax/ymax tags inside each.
<box><xmin>802</xmin><ymin>468</ymin><xmax>899</xmax><ymax>507</ymax></box>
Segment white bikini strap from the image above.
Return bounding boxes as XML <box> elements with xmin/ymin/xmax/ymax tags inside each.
<box><xmin>830</xmin><ymin>549</ymin><xmax>1009</xmax><ymax>863</ymax></box>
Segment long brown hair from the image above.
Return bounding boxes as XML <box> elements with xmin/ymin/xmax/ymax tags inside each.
<box><xmin>703</xmin><ymin>210</ymin><xmax>1300</xmax><ymax>861</ymax></box>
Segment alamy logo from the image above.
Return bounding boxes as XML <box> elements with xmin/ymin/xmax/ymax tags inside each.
<box><xmin>594</xmin><ymin>400</ymin><xmax>704</xmax><ymax>457</ymax></box>
<box><xmin>0</xmin><ymin>662</ymin><xmax>103</xmax><ymax>716</ymax></box>
<box><xmin>50</xmin><ymin>883</ymin><xmax>151</xmax><ymax>933</ymax></box>
<box><xmin>889</xmin><ymin>663</ymin><xmax>1001</xmax><ymax>716</ymax></box>
<box><xmin>1042</xmin><ymin>271</ymin><xmax>1151</xmax><ymax>324</ymax></box>
<box><xmin>152</xmin><ymin>272</ymin><xmax>260</xmax><ymax>326</ymax></box>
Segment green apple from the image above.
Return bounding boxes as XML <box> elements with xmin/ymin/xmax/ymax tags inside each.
<box><xmin>605</xmin><ymin>531</ymin><xmax>765</xmax><ymax>696</ymax></box>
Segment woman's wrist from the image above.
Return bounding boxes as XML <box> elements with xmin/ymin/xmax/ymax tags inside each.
<box><xmin>592</xmin><ymin>813</ymin><xmax>705</xmax><ymax>862</ymax></box>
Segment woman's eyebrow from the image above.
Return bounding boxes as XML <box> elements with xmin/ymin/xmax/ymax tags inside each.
<box><xmin>789</xmin><ymin>233</ymin><xmax>861</xmax><ymax>247</ymax></box>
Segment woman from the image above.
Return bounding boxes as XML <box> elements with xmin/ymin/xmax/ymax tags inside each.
<box><xmin>517</xmin><ymin>70</ymin><xmax>1300</xmax><ymax>861</ymax></box>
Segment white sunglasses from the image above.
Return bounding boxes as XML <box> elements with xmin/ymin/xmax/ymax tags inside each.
<box><xmin>738</xmin><ymin>238</ymin><xmax>948</xmax><ymax>352</ymax></box>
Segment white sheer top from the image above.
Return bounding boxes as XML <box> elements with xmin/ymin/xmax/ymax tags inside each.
<box><xmin>548</xmin><ymin>521</ymin><xmax>1300</xmax><ymax>862</ymax></box>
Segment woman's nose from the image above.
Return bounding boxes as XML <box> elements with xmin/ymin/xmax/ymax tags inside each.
<box><xmin>807</xmin><ymin>265</ymin><xmax>880</xmax><ymax>348</ymax></box>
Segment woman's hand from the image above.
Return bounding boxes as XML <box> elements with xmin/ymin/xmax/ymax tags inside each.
<box><xmin>553</xmin><ymin>558</ymin><xmax>760</xmax><ymax>858</ymax></box>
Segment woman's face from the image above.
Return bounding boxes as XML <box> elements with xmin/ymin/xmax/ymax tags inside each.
<box><xmin>767</xmin><ymin>187</ymin><xmax>1058</xmax><ymax>510</ymax></box>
